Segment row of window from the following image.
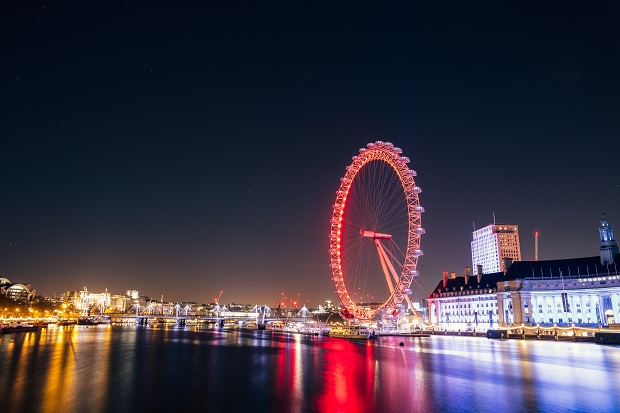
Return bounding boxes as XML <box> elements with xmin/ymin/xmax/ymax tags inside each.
<box><xmin>441</xmin><ymin>302</ymin><xmax>497</xmax><ymax>309</ymax></box>
<box><xmin>438</xmin><ymin>289</ymin><xmax>496</xmax><ymax>297</ymax></box>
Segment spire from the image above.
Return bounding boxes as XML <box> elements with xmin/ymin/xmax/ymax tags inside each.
<box><xmin>599</xmin><ymin>211</ymin><xmax>619</xmax><ymax>265</ymax></box>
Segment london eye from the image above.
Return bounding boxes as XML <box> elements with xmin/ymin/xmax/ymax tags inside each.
<box><xmin>329</xmin><ymin>141</ymin><xmax>424</xmax><ymax>320</ymax></box>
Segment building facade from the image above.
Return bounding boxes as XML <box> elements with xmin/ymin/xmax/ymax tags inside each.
<box><xmin>427</xmin><ymin>269</ymin><xmax>503</xmax><ymax>330</ymax></box>
<box><xmin>0</xmin><ymin>278</ymin><xmax>36</xmax><ymax>302</ymax></box>
<box><xmin>429</xmin><ymin>216</ymin><xmax>620</xmax><ymax>330</ymax></box>
<box><xmin>471</xmin><ymin>223</ymin><xmax>521</xmax><ymax>274</ymax></box>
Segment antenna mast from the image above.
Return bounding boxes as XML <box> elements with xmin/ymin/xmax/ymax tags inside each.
<box><xmin>534</xmin><ymin>231</ymin><xmax>539</xmax><ymax>261</ymax></box>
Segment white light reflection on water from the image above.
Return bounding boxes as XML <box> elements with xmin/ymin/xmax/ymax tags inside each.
<box><xmin>375</xmin><ymin>335</ymin><xmax>620</xmax><ymax>412</ymax></box>
<box><xmin>1</xmin><ymin>326</ymin><xmax>619</xmax><ymax>413</ymax></box>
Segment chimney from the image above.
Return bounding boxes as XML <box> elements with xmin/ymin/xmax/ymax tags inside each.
<box><xmin>450</xmin><ymin>271</ymin><xmax>456</xmax><ymax>279</ymax></box>
<box><xmin>442</xmin><ymin>270</ymin><xmax>448</xmax><ymax>287</ymax></box>
<box><xmin>476</xmin><ymin>264</ymin><xmax>483</xmax><ymax>284</ymax></box>
<box><xmin>464</xmin><ymin>266</ymin><xmax>471</xmax><ymax>284</ymax></box>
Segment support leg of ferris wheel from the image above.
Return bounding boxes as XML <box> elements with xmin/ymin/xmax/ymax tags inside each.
<box><xmin>373</xmin><ymin>237</ymin><xmax>417</xmax><ymax>316</ymax></box>
<box><xmin>375</xmin><ymin>238</ymin><xmax>396</xmax><ymax>295</ymax></box>
<box><xmin>380</xmin><ymin>243</ymin><xmax>419</xmax><ymax>317</ymax></box>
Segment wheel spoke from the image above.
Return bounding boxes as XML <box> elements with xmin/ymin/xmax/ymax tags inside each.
<box><xmin>329</xmin><ymin>141</ymin><xmax>425</xmax><ymax>320</ymax></box>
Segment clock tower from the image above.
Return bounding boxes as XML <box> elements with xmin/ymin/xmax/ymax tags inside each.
<box><xmin>599</xmin><ymin>212</ymin><xmax>619</xmax><ymax>265</ymax></box>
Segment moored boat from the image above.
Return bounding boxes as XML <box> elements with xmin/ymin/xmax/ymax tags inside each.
<box><xmin>0</xmin><ymin>322</ymin><xmax>41</xmax><ymax>334</ymax></box>
<box><xmin>77</xmin><ymin>316</ymin><xmax>99</xmax><ymax>325</ymax></box>
<box><xmin>96</xmin><ymin>315</ymin><xmax>111</xmax><ymax>324</ymax></box>
<box><xmin>329</xmin><ymin>325</ymin><xmax>378</xmax><ymax>339</ymax></box>
<box><xmin>57</xmin><ymin>319</ymin><xmax>76</xmax><ymax>326</ymax></box>
<box><xmin>398</xmin><ymin>332</ymin><xmax>430</xmax><ymax>337</ymax></box>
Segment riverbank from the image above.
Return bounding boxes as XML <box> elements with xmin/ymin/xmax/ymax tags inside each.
<box><xmin>424</xmin><ymin>327</ymin><xmax>620</xmax><ymax>344</ymax></box>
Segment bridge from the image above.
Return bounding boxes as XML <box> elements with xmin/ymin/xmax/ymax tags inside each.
<box><xmin>103</xmin><ymin>304</ymin><xmax>319</xmax><ymax>327</ymax></box>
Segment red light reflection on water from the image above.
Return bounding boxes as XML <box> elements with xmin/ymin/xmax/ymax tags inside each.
<box><xmin>275</xmin><ymin>337</ymin><xmax>300</xmax><ymax>410</ymax></box>
<box><xmin>315</xmin><ymin>339</ymin><xmax>376</xmax><ymax>413</ymax></box>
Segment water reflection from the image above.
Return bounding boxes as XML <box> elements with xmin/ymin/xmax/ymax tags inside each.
<box><xmin>1</xmin><ymin>326</ymin><xmax>619</xmax><ymax>413</ymax></box>
<box><xmin>316</xmin><ymin>339</ymin><xmax>366</xmax><ymax>412</ymax></box>
<box><xmin>41</xmin><ymin>326</ymin><xmax>78</xmax><ymax>413</ymax></box>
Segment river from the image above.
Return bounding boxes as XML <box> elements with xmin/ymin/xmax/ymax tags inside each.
<box><xmin>1</xmin><ymin>325</ymin><xmax>619</xmax><ymax>413</ymax></box>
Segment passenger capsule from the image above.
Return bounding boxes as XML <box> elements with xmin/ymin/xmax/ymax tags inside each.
<box><xmin>407</xmin><ymin>169</ymin><xmax>417</xmax><ymax>176</ymax></box>
<box><xmin>412</xmin><ymin>186</ymin><xmax>422</xmax><ymax>193</ymax></box>
<box><xmin>400</xmin><ymin>156</ymin><xmax>410</xmax><ymax>163</ymax></box>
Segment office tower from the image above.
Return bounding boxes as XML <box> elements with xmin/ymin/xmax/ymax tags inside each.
<box><xmin>471</xmin><ymin>224</ymin><xmax>521</xmax><ymax>274</ymax></box>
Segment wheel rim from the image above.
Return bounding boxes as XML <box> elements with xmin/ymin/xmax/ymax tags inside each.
<box><xmin>329</xmin><ymin>141</ymin><xmax>424</xmax><ymax>320</ymax></box>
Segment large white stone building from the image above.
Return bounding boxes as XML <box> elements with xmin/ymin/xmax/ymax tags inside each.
<box><xmin>68</xmin><ymin>287</ymin><xmax>130</xmax><ymax>313</ymax></box>
<box><xmin>428</xmin><ymin>215</ymin><xmax>620</xmax><ymax>330</ymax></box>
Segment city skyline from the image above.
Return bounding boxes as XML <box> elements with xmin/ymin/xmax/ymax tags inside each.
<box><xmin>2</xmin><ymin>3</ymin><xmax>619</xmax><ymax>305</ymax></box>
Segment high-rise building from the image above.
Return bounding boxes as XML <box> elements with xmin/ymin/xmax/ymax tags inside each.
<box><xmin>471</xmin><ymin>224</ymin><xmax>521</xmax><ymax>274</ymax></box>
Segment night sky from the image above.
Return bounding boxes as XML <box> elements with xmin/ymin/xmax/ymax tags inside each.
<box><xmin>2</xmin><ymin>2</ymin><xmax>619</xmax><ymax>306</ymax></box>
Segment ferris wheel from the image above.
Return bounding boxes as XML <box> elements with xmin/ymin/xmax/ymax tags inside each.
<box><xmin>329</xmin><ymin>141</ymin><xmax>424</xmax><ymax>320</ymax></box>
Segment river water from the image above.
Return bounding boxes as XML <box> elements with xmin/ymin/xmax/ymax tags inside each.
<box><xmin>1</xmin><ymin>325</ymin><xmax>619</xmax><ymax>413</ymax></box>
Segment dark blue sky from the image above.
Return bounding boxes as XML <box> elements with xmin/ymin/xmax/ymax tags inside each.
<box><xmin>2</xmin><ymin>2</ymin><xmax>619</xmax><ymax>306</ymax></box>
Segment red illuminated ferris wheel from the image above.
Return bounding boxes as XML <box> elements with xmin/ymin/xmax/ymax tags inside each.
<box><xmin>329</xmin><ymin>141</ymin><xmax>424</xmax><ymax>320</ymax></box>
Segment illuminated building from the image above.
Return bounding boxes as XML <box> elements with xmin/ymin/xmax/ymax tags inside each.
<box><xmin>428</xmin><ymin>215</ymin><xmax>620</xmax><ymax>329</ymax></box>
<box><xmin>110</xmin><ymin>294</ymin><xmax>130</xmax><ymax>312</ymax></box>
<box><xmin>0</xmin><ymin>278</ymin><xmax>36</xmax><ymax>301</ymax></box>
<box><xmin>126</xmin><ymin>289</ymin><xmax>140</xmax><ymax>300</ymax></box>
<box><xmin>427</xmin><ymin>268</ymin><xmax>502</xmax><ymax>329</ymax></box>
<box><xmin>65</xmin><ymin>288</ymin><xmax>130</xmax><ymax>313</ymax></box>
<box><xmin>471</xmin><ymin>223</ymin><xmax>521</xmax><ymax>274</ymax></box>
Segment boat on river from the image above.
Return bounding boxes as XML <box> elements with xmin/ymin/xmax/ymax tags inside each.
<box><xmin>77</xmin><ymin>316</ymin><xmax>99</xmax><ymax>325</ymax></box>
<box><xmin>0</xmin><ymin>322</ymin><xmax>41</xmax><ymax>334</ymax></box>
<box><xmin>76</xmin><ymin>315</ymin><xmax>111</xmax><ymax>326</ymax></box>
<box><xmin>56</xmin><ymin>319</ymin><xmax>77</xmax><ymax>326</ymax></box>
<box><xmin>329</xmin><ymin>325</ymin><xmax>378</xmax><ymax>339</ymax></box>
